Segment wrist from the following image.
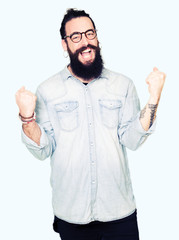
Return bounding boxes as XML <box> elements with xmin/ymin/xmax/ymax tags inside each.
<box><xmin>19</xmin><ymin>112</ymin><xmax>35</xmax><ymax>120</ymax></box>
<box><xmin>22</xmin><ymin>119</ymin><xmax>36</xmax><ymax>128</ymax></box>
<box><xmin>148</xmin><ymin>95</ymin><xmax>160</xmax><ymax>104</ymax></box>
<box><xmin>19</xmin><ymin>112</ymin><xmax>36</xmax><ymax>124</ymax></box>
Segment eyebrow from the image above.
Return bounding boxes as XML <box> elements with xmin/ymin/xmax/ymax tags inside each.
<box><xmin>69</xmin><ymin>29</ymin><xmax>94</xmax><ymax>37</ymax></box>
<box><xmin>70</xmin><ymin>31</ymin><xmax>80</xmax><ymax>36</ymax></box>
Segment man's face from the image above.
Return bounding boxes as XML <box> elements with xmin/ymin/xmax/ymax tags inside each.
<box><xmin>62</xmin><ymin>17</ymin><xmax>98</xmax><ymax>66</ymax></box>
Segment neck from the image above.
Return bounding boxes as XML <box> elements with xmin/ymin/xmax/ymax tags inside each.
<box><xmin>68</xmin><ymin>65</ymin><xmax>94</xmax><ymax>83</ymax></box>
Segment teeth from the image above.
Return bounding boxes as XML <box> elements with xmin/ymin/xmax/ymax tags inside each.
<box><xmin>82</xmin><ymin>49</ymin><xmax>91</xmax><ymax>54</ymax></box>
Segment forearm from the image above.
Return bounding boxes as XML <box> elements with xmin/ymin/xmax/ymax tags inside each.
<box><xmin>140</xmin><ymin>96</ymin><xmax>159</xmax><ymax>131</ymax></box>
<box><xmin>22</xmin><ymin>121</ymin><xmax>42</xmax><ymax>145</ymax></box>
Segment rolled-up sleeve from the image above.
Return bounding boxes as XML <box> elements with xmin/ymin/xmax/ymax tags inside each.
<box><xmin>118</xmin><ymin>80</ymin><xmax>156</xmax><ymax>151</ymax></box>
<box><xmin>21</xmin><ymin>88</ymin><xmax>56</xmax><ymax>160</ymax></box>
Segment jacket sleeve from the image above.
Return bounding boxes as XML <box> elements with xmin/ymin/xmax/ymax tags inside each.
<box><xmin>117</xmin><ymin>80</ymin><xmax>156</xmax><ymax>151</ymax></box>
<box><xmin>21</xmin><ymin>89</ymin><xmax>56</xmax><ymax>160</ymax></box>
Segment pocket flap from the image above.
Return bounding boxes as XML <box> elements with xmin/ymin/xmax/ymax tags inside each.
<box><xmin>55</xmin><ymin>101</ymin><xmax>79</xmax><ymax>112</ymax></box>
<box><xmin>99</xmin><ymin>99</ymin><xmax>122</xmax><ymax>110</ymax></box>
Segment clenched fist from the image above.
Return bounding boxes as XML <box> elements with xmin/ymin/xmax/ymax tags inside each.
<box><xmin>146</xmin><ymin>67</ymin><xmax>166</xmax><ymax>101</ymax></box>
<box><xmin>15</xmin><ymin>86</ymin><xmax>37</xmax><ymax>118</ymax></box>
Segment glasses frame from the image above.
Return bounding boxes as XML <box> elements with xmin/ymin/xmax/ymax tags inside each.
<box><xmin>64</xmin><ymin>29</ymin><xmax>97</xmax><ymax>43</ymax></box>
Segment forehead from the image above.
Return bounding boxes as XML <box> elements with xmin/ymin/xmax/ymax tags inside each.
<box><xmin>65</xmin><ymin>17</ymin><xmax>94</xmax><ymax>35</ymax></box>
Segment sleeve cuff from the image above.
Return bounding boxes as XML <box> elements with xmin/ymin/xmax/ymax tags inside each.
<box><xmin>135</xmin><ymin>113</ymin><xmax>157</xmax><ymax>136</ymax></box>
<box><xmin>21</xmin><ymin>123</ymin><xmax>49</xmax><ymax>149</ymax></box>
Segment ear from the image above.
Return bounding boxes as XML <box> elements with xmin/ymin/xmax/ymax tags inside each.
<box><xmin>62</xmin><ymin>39</ymin><xmax>67</xmax><ymax>51</ymax></box>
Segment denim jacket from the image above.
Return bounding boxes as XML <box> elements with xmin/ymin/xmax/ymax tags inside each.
<box><xmin>22</xmin><ymin>66</ymin><xmax>155</xmax><ymax>224</ymax></box>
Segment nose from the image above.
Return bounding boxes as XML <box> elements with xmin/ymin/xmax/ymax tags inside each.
<box><xmin>80</xmin><ymin>33</ymin><xmax>89</xmax><ymax>46</ymax></box>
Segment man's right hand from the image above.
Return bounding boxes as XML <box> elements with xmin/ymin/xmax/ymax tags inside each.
<box><xmin>15</xmin><ymin>86</ymin><xmax>37</xmax><ymax>118</ymax></box>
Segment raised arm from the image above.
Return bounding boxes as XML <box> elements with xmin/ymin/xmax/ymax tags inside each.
<box><xmin>118</xmin><ymin>67</ymin><xmax>166</xmax><ymax>151</ymax></box>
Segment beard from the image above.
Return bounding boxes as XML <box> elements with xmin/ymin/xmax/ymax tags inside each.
<box><xmin>67</xmin><ymin>43</ymin><xmax>104</xmax><ymax>81</ymax></box>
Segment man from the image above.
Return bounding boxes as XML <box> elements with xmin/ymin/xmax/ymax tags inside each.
<box><xmin>15</xmin><ymin>8</ymin><xmax>165</xmax><ymax>240</ymax></box>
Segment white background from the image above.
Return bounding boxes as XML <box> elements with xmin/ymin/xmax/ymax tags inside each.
<box><xmin>0</xmin><ymin>0</ymin><xmax>179</xmax><ymax>239</ymax></box>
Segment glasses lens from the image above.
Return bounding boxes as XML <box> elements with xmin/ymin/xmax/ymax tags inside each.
<box><xmin>86</xmin><ymin>30</ymin><xmax>96</xmax><ymax>40</ymax></box>
<box><xmin>71</xmin><ymin>33</ymin><xmax>81</xmax><ymax>43</ymax></box>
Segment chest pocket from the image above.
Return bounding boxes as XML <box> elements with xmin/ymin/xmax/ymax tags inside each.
<box><xmin>99</xmin><ymin>99</ymin><xmax>122</xmax><ymax>128</ymax></box>
<box><xmin>55</xmin><ymin>101</ymin><xmax>79</xmax><ymax>131</ymax></box>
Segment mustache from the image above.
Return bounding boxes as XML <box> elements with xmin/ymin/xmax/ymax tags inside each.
<box><xmin>74</xmin><ymin>44</ymin><xmax>98</xmax><ymax>56</ymax></box>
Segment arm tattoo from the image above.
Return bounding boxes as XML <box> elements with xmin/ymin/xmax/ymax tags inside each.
<box><xmin>140</xmin><ymin>106</ymin><xmax>146</xmax><ymax>119</ymax></box>
<box><xmin>148</xmin><ymin>104</ymin><xmax>158</xmax><ymax>128</ymax></box>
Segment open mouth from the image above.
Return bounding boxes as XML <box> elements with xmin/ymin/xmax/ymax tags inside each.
<box><xmin>80</xmin><ymin>48</ymin><xmax>93</xmax><ymax>61</ymax></box>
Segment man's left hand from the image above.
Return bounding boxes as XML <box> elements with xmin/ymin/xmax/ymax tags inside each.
<box><xmin>146</xmin><ymin>67</ymin><xmax>166</xmax><ymax>102</ymax></box>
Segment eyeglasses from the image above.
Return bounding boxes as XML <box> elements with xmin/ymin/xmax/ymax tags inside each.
<box><xmin>64</xmin><ymin>29</ymin><xmax>97</xmax><ymax>43</ymax></box>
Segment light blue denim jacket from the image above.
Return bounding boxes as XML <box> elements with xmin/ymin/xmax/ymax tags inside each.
<box><xmin>22</xmin><ymin>66</ymin><xmax>156</xmax><ymax>224</ymax></box>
